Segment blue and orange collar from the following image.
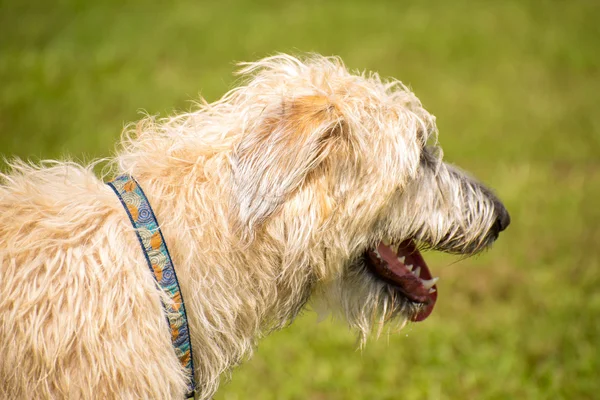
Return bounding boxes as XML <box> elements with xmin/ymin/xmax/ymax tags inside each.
<box><xmin>107</xmin><ymin>175</ymin><xmax>196</xmax><ymax>399</ymax></box>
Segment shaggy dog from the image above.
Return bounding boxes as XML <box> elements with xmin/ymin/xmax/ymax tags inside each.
<box><xmin>0</xmin><ymin>54</ymin><xmax>509</xmax><ymax>399</ymax></box>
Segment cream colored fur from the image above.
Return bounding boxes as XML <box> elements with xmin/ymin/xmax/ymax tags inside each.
<box><xmin>0</xmin><ymin>54</ymin><xmax>506</xmax><ymax>399</ymax></box>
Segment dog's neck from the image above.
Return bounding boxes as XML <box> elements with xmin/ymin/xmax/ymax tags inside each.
<box><xmin>119</xmin><ymin>159</ymin><xmax>314</xmax><ymax>394</ymax></box>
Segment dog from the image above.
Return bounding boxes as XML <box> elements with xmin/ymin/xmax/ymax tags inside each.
<box><xmin>0</xmin><ymin>54</ymin><xmax>510</xmax><ymax>399</ymax></box>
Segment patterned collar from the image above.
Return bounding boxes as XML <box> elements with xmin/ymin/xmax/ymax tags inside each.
<box><xmin>107</xmin><ymin>175</ymin><xmax>196</xmax><ymax>399</ymax></box>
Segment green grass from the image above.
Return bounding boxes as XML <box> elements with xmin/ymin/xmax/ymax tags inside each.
<box><xmin>1</xmin><ymin>0</ymin><xmax>599</xmax><ymax>398</ymax></box>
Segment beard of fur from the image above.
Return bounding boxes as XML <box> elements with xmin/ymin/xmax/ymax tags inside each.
<box><xmin>311</xmin><ymin>263</ymin><xmax>420</xmax><ymax>346</ymax></box>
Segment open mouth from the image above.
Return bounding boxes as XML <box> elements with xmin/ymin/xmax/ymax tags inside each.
<box><xmin>365</xmin><ymin>239</ymin><xmax>438</xmax><ymax>322</ymax></box>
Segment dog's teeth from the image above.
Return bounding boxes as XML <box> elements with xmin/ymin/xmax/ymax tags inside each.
<box><xmin>421</xmin><ymin>277</ymin><xmax>439</xmax><ymax>290</ymax></box>
<box><xmin>374</xmin><ymin>249</ymin><xmax>382</xmax><ymax>259</ymax></box>
<box><xmin>428</xmin><ymin>288</ymin><xmax>437</xmax><ymax>294</ymax></box>
<box><xmin>382</xmin><ymin>238</ymin><xmax>391</xmax><ymax>246</ymax></box>
<box><xmin>413</xmin><ymin>266</ymin><xmax>421</xmax><ymax>277</ymax></box>
<box><xmin>405</xmin><ymin>263</ymin><xmax>413</xmax><ymax>271</ymax></box>
<box><xmin>398</xmin><ymin>256</ymin><xmax>406</xmax><ymax>264</ymax></box>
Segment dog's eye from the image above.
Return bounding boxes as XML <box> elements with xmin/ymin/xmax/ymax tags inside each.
<box><xmin>420</xmin><ymin>145</ymin><xmax>441</xmax><ymax>167</ymax></box>
<box><xmin>417</xmin><ymin>128</ymin><xmax>428</xmax><ymax>147</ymax></box>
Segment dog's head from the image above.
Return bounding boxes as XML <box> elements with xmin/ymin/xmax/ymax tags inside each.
<box><xmin>228</xmin><ymin>54</ymin><xmax>509</xmax><ymax>336</ymax></box>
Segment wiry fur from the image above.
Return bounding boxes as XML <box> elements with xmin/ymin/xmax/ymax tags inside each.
<box><xmin>0</xmin><ymin>54</ymin><xmax>508</xmax><ymax>399</ymax></box>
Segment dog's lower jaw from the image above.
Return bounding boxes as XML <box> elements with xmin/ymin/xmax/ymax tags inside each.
<box><xmin>310</xmin><ymin>258</ymin><xmax>421</xmax><ymax>344</ymax></box>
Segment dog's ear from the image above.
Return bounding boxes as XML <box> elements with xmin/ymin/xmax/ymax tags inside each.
<box><xmin>230</xmin><ymin>95</ymin><xmax>343</xmax><ymax>229</ymax></box>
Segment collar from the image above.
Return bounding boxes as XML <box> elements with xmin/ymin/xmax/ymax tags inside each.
<box><xmin>107</xmin><ymin>175</ymin><xmax>196</xmax><ymax>399</ymax></box>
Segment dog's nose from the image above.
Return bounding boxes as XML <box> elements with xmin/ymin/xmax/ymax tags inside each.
<box><xmin>495</xmin><ymin>203</ymin><xmax>511</xmax><ymax>233</ymax></box>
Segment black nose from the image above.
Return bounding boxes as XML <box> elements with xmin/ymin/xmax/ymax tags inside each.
<box><xmin>495</xmin><ymin>203</ymin><xmax>511</xmax><ymax>233</ymax></box>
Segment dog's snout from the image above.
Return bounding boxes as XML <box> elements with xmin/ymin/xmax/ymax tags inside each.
<box><xmin>495</xmin><ymin>202</ymin><xmax>510</xmax><ymax>233</ymax></box>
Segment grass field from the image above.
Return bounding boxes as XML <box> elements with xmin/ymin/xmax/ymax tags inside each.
<box><xmin>1</xmin><ymin>0</ymin><xmax>599</xmax><ymax>398</ymax></box>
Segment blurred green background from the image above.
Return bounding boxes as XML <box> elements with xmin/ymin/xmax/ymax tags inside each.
<box><xmin>1</xmin><ymin>0</ymin><xmax>599</xmax><ymax>399</ymax></box>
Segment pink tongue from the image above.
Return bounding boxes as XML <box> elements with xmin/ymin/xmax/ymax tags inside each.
<box><xmin>368</xmin><ymin>240</ymin><xmax>437</xmax><ymax>322</ymax></box>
